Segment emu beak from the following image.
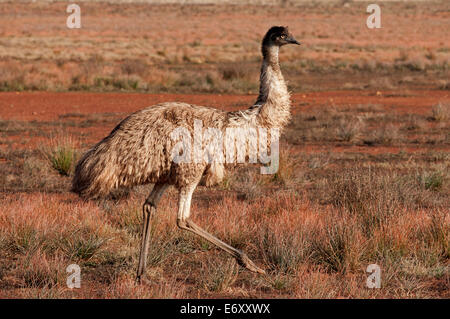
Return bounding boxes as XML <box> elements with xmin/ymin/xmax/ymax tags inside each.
<box><xmin>287</xmin><ymin>37</ymin><xmax>301</xmax><ymax>45</ymax></box>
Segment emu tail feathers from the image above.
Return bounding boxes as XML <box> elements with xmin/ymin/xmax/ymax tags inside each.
<box><xmin>72</xmin><ymin>146</ymin><xmax>118</xmax><ymax>199</ymax></box>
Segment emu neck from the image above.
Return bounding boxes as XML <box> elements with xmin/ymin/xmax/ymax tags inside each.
<box><xmin>255</xmin><ymin>45</ymin><xmax>291</xmax><ymax>129</ymax></box>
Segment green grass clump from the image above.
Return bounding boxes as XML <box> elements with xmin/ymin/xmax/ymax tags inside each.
<box><xmin>42</xmin><ymin>137</ymin><xmax>77</xmax><ymax>176</ymax></box>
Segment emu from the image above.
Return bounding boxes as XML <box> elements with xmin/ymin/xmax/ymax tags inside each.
<box><xmin>72</xmin><ymin>26</ymin><xmax>300</xmax><ymax>282</ymax></box>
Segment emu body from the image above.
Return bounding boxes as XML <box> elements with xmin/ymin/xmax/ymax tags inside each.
<box><xmin>72</xmin><ymin>26</ymin><xmax>300</xmax><ymax>281</ymax></box>
<box><xmin>73</xmin><ymin>103</ymin><xmax>226</xmax><ymax>197</ymax></box>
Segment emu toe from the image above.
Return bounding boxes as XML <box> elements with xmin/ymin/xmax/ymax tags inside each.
<box><xmin>238</xmin><ymin>253</ymin><xmax>266</xmax><ymax>274</ymax></box>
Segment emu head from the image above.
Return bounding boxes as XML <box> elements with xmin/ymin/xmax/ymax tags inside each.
<box><xmin>262</xmin><ymin>26</ymin><xmax>300</xmax><ymax>47</ymax></box>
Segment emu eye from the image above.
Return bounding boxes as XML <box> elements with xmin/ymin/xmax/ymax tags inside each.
<box><xmin>280</xmin><ymin>34</ymin><xmax>287</xmax><ymax>39</ymax></box>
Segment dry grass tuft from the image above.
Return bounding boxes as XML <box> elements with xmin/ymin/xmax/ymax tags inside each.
<box><xmin>309</xmin><ymin>216</ymin><xmax>363</xmax><ymax>274</ymax></box>
<box><xmin>335</xmin><ymin>118</ymin><xmax>363</xmax><ymax>142</ymax></box>
<box><xmin>431</xmin><ymin>102</ymin><xmax>449</xmax><ymax>122</ymax></box>
<box><xmin>200</xmin><ymin>258</ymin><xmax>239</xmax><ymax>292</ymax></box>
<box><xmin>14</xmin><ymin>249</ymin><xmax>65</xmax><ymax>289</ymax></box>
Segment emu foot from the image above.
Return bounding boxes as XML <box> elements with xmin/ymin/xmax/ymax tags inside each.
<box><xmin>135</xmin><ymin>275</ymin><xmax>152</xmax><ymax>285</ymax></box>
<box><xmin>237</xmin><ymin>253</ymin><xmax>265</xmax><ymax>274</ymax></box>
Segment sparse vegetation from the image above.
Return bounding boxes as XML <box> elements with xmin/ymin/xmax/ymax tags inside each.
<box><xmin>335</xmin><ymin>118</ymin><xmax>363</xmax><ymax>142</ymax></box>
<box><xmin>0</xmin><ymin>2</ymin><xmax>447</xmax><ymax>93</ymax></box>
<box><xmin>1</xmin><ymin>95</ymin><xmax>448</xmax><ymax>297</ymax></box>
<box><xmin>200</xmin><ymin>258</ymin><xmax>239</xmax><ymax>292</ymax></box>
<box><xmin>0</xmin><ymin>0</ymin><xmax>448</xmax><ymax>299</ymax></box>
<box><xmin>431</xmin><ymin>102</ymin><xmax>449</xmax><ymax>122</ymax></box>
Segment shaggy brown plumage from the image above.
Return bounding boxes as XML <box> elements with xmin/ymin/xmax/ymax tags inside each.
<box><xmin>73</xmin><ymin>102</ymin><xmax>227</xmax><ymax>197</ymax></box>
<box><xmin>72</xmin><ymin>26</ymin><xmax>300</xmax><ymax>281</ymax></box>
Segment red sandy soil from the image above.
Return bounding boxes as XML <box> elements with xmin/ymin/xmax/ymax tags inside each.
<box><xmin>0</xmin><ymin>90</ymin><xmax>448</xmax><ymax>154</ymax></box>
<box><xmin>1</xmin><ymin>90</ymin><xmax>448</xmax><ymax>121</ymax></box>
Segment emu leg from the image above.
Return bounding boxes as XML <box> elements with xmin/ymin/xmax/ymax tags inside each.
<box><xmin>136</xmin><ymin>183</ymin><xmax>168</xmax><ymax>282</ymax></box>
<box><xmin>176</xmin><ymin>186</ymin><xmax>265</xmax><ymax>274</ymax></box>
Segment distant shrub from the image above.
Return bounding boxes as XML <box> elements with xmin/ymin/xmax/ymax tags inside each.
<box><xmin>120</xmin><ymin>58</ymin><xmax>148</xmax><ymax>77</ymax></box>
<box><xmin>366</xmin><ymin>124</ymin><xmax>400</xmax><ymax>145</ymax></box>
<box><xmin>335</xmin><ymin>118</ymin><xmax>362</xmax><ymax>142</ymax></box>
<box><xmin>94</xmin><ymin>77</ymin><xmax>140</xmax><ymax>91</ymax></box>
<box><xmin>219</xmin><ymin>63</ymin><xmax>253</xmax><ymax>80</ymax></box>
<box><xmin>431</xmin><ymin>102</ymin><xmax>449</xmax><ymax>122</ymax></box>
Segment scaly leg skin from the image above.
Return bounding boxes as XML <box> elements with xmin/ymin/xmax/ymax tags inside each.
<box><xmin>176</xmin><ymin>185</ymin><xmax>265</xmax><ymax>275</ymax></box>
<box><xmin>136</xmin><ymin>203</ymin><xmax>153</xmax><ymax>283</ymax></box>
<box><xmin>136</xmin><ymin>183</ymin><xmax>168</xmax><ymax>283</ymax></box>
